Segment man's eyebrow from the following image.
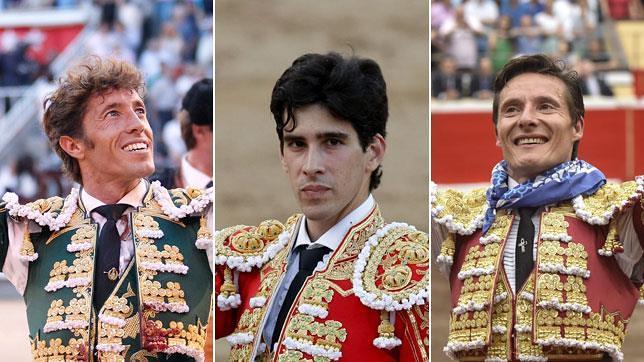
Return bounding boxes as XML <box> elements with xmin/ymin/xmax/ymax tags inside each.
<box><xmin>283</xmin><ymin>134</ymin><xmax>305</xmax><ymax>143</ymax></box>
<box><xmin>317</xmin><ymin>131</ymin><xmax>349</xmax><ymax>140</ymax></box>
<box><xmin>97</xmin><ymin>102</ymin><xmax>121</xmax><ymax>115</ymax></box>
<box><xmin>534</xmin><ymin>95</ymin><xmax>561</xmax><ymax>106</ymax></box>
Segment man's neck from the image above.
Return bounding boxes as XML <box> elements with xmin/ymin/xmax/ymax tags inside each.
<box><xmin>186</xmin><ymin>148</ymin><xmax>212</xmax><ymax>176</ymax></box>
<box><xmin>305</xmin><ymin>194</ymin><xmax>371</xmax><ymax>242</ymax></box>
<box><xmin>82</xmin><ymin>178</ymin><xmax>142</xmax><ymax>204</ymax></box>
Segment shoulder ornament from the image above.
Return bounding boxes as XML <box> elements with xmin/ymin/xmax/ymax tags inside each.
<box><xmin>2</xmin><ymin>189</ymin><xmax>80</xmax><ymax>262</ymax></box>
<box><xmin>573</xmin><ymin>177</ymin><xmax>644</xmax><ymax>225</ymax></box>
<box><xmin>353</xmin><ymin>222</ymin><xmax>429</xmax><ymax>311</ymax></box>
<box><xmin>431</xmin><ymin>183</ymin><xmax>487</xmax><ymax>235</ymax></box>
<box><xmin>214</xmin><ymin>219</ymin><xmax>289</xmax><ymax>273</ymax></box>
<box><xmin>149</xmin><ymin>181</ymin><xmax>212</xmax><ymax>220</ymax></box>
<box><xmin>2</xmin><ymin>188</ymin><xmax>78</xmax><ymax>231</ymax></box>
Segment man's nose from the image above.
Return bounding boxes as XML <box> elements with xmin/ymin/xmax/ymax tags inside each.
<box><xmin>302</xmin><ymin>147</ymin><xmax>324</xmax><ymax>175</ymax></box>
<box><xmin>517</xmin><ymin>105</ymin><xmax>537</xmax><ymax>128</ymax></box>
<box><xmin>125</xmin><ymin>109</ymin><xmax>146</xmax><ymax>132</ymax></box>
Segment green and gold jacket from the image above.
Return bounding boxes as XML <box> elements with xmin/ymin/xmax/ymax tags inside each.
<box><xmin>0</xmin><ymin>182</ymin><xmax>213</xmax><ymax>362</ymax></box>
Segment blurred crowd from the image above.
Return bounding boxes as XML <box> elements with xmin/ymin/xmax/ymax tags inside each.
<box><xmin>0</xmin><ymin>0</ymin><xmax>213</xmax><ymax>200</ymax></box>
<box><xmin>431</xmin><ymin>0</ymin><xmax>641</xmax><ymax>100</ymax></box>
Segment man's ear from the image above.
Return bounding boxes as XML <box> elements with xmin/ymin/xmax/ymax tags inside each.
<box><xmin>279</xmin><ymin>146</ymin><xmax>288</xmax><ymax>173</ymax></box>
<box><xmin>366</xmin><ymin>134</ymin><xmax>386</xmax><ymax>172</ymax></box>
<box><xmin>572</xmin><ymin>116</ymin><xmax>584</xmax><ymax>141</ymax></box>
<box><xmin>192</xmin><ymin>124</ymin><xmax>211</xmax><ymax>140</ymax></box>
<box><xmin>59</xmin><ymin>135</ymin><xmax>85</xmax><ymax>161</ymax></box>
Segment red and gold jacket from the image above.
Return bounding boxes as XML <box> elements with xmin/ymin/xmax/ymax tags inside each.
<box><xmin>215</xmin><ymin>205</ymin><xmax>429</xmax><ymax>361</ymax></box>
<box><xmin>432</xmin><ymin>178</ymin><xmax>644</xmax><ymax>362</ymax></box>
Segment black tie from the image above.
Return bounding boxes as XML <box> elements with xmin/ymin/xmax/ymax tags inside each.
<box><xmin>271</xmin><ymin>244</ymin><xmax>331</xmax><ymax>349</ymax></box>
<box><xmin>93</xmin><ymin>203</ymin><xmax>129</xmax><ymax>310</ymax></box>
<box><xmin>515</xmin><ymin>207</ymin><xmax>537</xmax><ymax>290</ymax></box>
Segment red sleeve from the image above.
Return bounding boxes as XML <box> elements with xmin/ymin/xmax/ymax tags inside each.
<box><xmin>214</xmin><ymin>265</ymin><xmax>238</xmax><ymax>338</ymax></box>
<box><xmin>396</xmin><ymin>305</ymin><xmax>430</xmax><ymax>362</ymax></box>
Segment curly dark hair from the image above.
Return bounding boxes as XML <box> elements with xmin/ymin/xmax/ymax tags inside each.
<box><xmin>43</xmin><ymin>56</ymin><xmax>145</xmax><ymax>183</ymax></box>
<box><xmin>270</xmin><ymin>52</ymin><xmax>388</xmax><ymax>190</ymax></box>
<box><xmin>492</xmin><ymin>54</ymin><xmax>584</xmax><ymax>158</ymax></box>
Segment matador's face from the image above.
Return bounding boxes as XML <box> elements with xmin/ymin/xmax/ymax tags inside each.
<box><xmin>495</xmin><ymin>73</ymin><xmax>583</xmax><ymax>182</ymax></box>
<box><xmin>280</xmin><ymin>104</ymin><xmax>382</xmax><ymax>230</ymax></box>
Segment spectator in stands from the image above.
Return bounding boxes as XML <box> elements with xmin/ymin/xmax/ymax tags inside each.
<box><xmin>152</xmin><ymin>78</ymin><xmax>212</xmax><ymax>189</ymax></box>
<box><xmin>138</xmin><ymin>37</ymin><xmax>163</xmax><ymax>83</ymax></box>
<box><xmin>431</xmin><ymin>0</ymin><xmax>454</xmax><ymax>30</ymax></box>
<box><xmin>535</xmin><ymin>0</ymin><xmax>564</xmax><ymax>55</ymax></box>
<box><xmin>432</xmin><ymin>56</ymin><xmax>464</xmax><ymax>100</ymax></box>
<box><xmin>583</xmin><ymin>37</ymin><xmax>618</xmax><ymax>71</ymax></box>
<box><xmin>489</xmin><ymin>15</ymin><xmax>515</xmax><ymax>71</ymax></box>
<box><xmin>464</xmin><ymin>0</ymin><xmax>499</xmax><ymax>55</ymax></box>
<box><xmin>439</xmin><ymin>5</ymin><xmax>481</xmax><ymax>73</ymax></box>
<box><xmin>148</xmin><ymin>62</ymin><xmax>179</xmax><ymax>138</ymax></box>
<box><xmin>158</xmin><ymin>22</ymin><xmax>183</xmax><ymax>68</ymax></box>
<box><xmin>470</xmin><ymin>57</ymin><xmax>496</xmax><ymax>99</ymax></box>
<box><xmin>576</xmin><ymin>58</ymin><xmax>614</xmax><ymax>96</ymax></box>
<box><xmin>511</xmin><ymin>15</ymin><xmax>543</xmax><ymax>55</ymax></box>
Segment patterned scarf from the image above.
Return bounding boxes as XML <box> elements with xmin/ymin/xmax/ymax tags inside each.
<box><xmin>482</xmin><ymin>159</ymin><xmax>606</xmax><ymax>234</ymax></box>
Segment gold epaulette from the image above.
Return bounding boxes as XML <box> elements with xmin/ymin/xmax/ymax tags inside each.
<box><xmin>431</xmin><ymin>185</ymin><xmax>487</xmax><ymax>235</ymax></box>
<box><xmin>353</xmin><ymin>222</ymin><xmax>429</xmax><ymax>311</ymax></box>
<box><xmin>142</xmin><ymin>181</ymin><xmax>212</xmax><ymax>220</ymax></box>
<box><xmin>214</xmin><ymin>219</ymin><xmax>289</xmax><ymax>273</ymax></box>
<box><xmin>573</xmin><ymin>179</ymin><xmax>644</xmax><ymax>226</ymax></box>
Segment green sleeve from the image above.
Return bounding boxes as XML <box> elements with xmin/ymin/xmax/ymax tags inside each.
<box><xmin>0</xmin><ymin>206</ymin><xmax>9</xmax><ymax>271</ymax></box>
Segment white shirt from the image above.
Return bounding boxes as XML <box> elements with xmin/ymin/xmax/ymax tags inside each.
<box><xmin>261</xmin><ymin>194</ymin><xmax>376</xmax><ymax>350</ymax></box>
<box><xmin>181</xmin><ymin>155</ymin><xmax>211</xmax><ymax>189</ymax></box>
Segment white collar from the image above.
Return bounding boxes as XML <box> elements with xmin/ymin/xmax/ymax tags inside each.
<box><xmin>181</xmin><ymin>154</ymin><xmax>211</xmax><ymax>189</ymax></box>
<box><xmin>295</xmin><ymin>194</ymin><xmax>376</xmax><ymax>252</ymax></box>
<box><xmin>82</xmin><ymin>179</ymin><xmax>148</xmax><ymax>215</ymax></box>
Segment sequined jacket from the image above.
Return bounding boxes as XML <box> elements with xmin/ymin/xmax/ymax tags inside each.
<box><xmin>0</xmin><ymin>183</ymin><xmax>213</xmax><ymax>361</ymax></box>
<box><xmin>431</xmin><ymin>178</ymin><xmax>644</xmax><ymax>362</ymax></box>
<box><xmin>215</xmin><ymin>204</ymin><xmax>430</xmax><ymax>361</ymax></box>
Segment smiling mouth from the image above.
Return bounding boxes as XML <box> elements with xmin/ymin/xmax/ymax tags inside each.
<box><xmin>515</xmin><ymin>137</ymin><xmax>547</xmax><ymax>145</ymax></box>
<box><xmin>122</xmin><ymin>142</ymin><xmax>149</xmax><ymax>152</ymax></box>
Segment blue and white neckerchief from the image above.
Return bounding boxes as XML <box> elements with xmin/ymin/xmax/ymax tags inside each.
<box><xmin>482</xmin><ymin>159</ymin><xmax>606</xmax><ymax>234</ymax></box>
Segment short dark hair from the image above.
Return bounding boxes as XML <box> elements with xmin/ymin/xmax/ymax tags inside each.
<box><xmin>43</xmin><ymin>56</ymin><xmax>145</xmax><ymax>183</ymax></box>
<box><xmin>270</xmin><ymin>52</ymin><xmax>388</xmax><ymax>190</ymax></box>
<box><xmin>492</xmin><ymin>54</ymin><xmax>584</xmax><ymax>158</ymax></box>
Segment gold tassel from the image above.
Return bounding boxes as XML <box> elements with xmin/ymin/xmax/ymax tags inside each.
<box><xmin>377</xmin><ymin>310</ymin><xmax>395</xmax><ymax>339</ymax></box>
<box><xmin>439</xmin><ymin>233</ymin><xmax>456</xmax><ymax>260</ymax></box>
<box><xmin>197</xmin><ymin>216</ymin><xmax>211</xmax><ymax>240</ymax></box>
<box><xmin>220</xmin><ymin>267</ymin><xmax>237</xmax><ymax>297</ymax></box>
<box><xmin>20</xmin><ymin>231</ymin><xmax>36</xmax><ymax>259</ymax></box>
<box><xmin>601</xmin><ymin>218</ymin><xmax>621</xmax><ymax>255</ymax></box>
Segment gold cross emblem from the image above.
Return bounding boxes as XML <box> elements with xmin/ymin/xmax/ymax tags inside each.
<box><xmin>106</xmin><ymin>267</ymin><xmax>119</xmax><ymax>281</ymax></box>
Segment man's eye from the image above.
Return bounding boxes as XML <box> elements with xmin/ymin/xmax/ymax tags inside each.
<box><xmin>107</xmin><ymin>110</ymin><xmax>119</xmax><ymax>117</ymax></box>
<box><xmin>135</xmin><ymin>108</ymin><xmax>146</xmax><ymax>115</ymax></box>
<box><xmin>539</xmin><ymin>103</ymin><xmax>555</xmax><ymax>111</ymax></box>
<box><xmin>504</xmin><ymin>106</ymin><xmax>519</xmax><ymax>115</ymax></box>
<box><xmin>326</xmin><ymin>139</ymin><xmax>341</xmax><ymax>146</ymax></box>
<box><xmin>287</xmin><ymin>141</ymin><xmax>304</xmax><ymax>148</ymax></box>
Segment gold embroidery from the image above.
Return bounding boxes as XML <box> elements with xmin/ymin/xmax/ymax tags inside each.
<box><xmin>31</xmin><ymin>336</ymin><xmax>88</xmax><ymax>361</ymax></box>
<box><xmin>335</xmin><ymin>207</ymin><xmax>383</xmax><ymax>260</ymax></box>
<box><xmin>299</xmin><ymin>279</ymin><xmax>335</xmax><ymax>311</ymax></box>
<box><xmin>582</xmin><ymin>181</ymin><xmax>639</xmax><ymax>219</ymax></box>
<box><xmin>286</xmin><ymin>314</ymin><xmax>347</xmax><ymax>350</ymax></box>
<box><xmin>433</xmin><ymin>188</ymin><xmax>487</xmax><ymax>230</ymax></box>
<box><xmin>361</xmin><ymin>225</ymin><xmax>429</xmax><ymax>301</ymax></box>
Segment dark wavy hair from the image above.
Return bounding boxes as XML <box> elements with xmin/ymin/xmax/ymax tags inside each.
<box><xmin>492</xmin><ymin>54</ymin><xmax>584</xmax><ymax>159</ymax></box>
<box><xmin>270</xmin><ymin>52</ymin><xmax>388</xmax><ymax>190</ymax></box>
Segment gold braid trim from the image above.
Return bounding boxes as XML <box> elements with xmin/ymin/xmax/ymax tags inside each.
<box><xmin>432</xmin><ymin>188</ymin><xmax>487</xmax><ymax>235</ymax></box>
